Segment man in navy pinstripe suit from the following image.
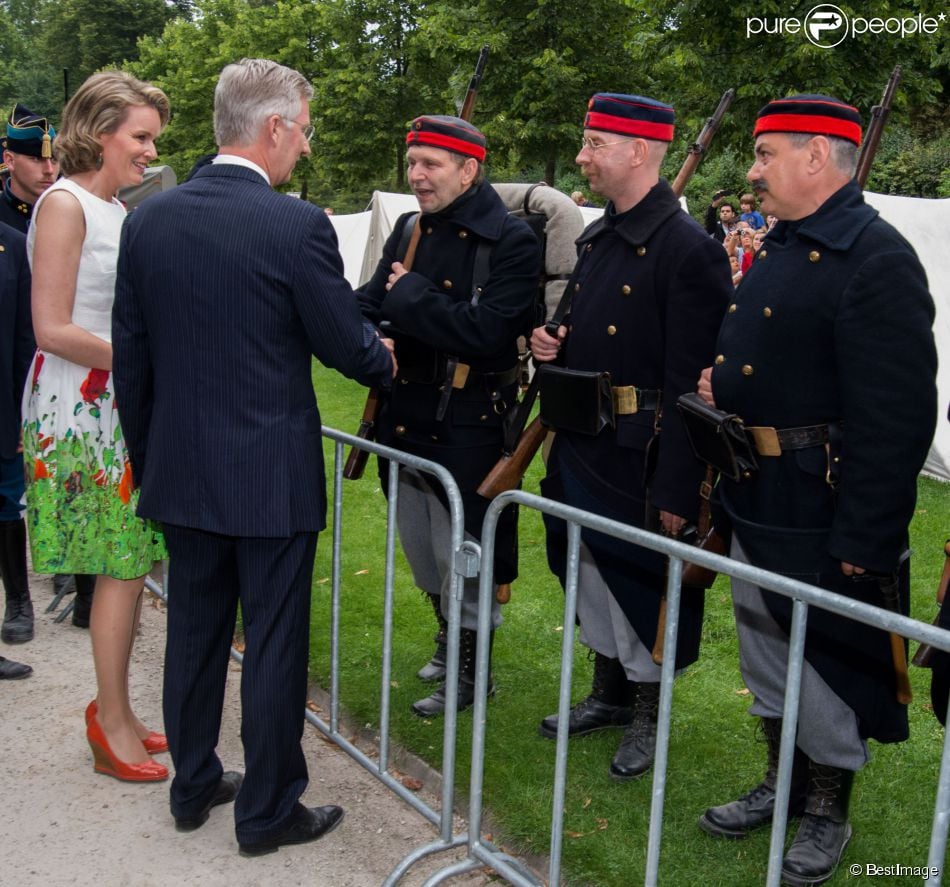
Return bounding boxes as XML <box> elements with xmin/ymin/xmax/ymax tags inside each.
<box><xmin>113</xmin><ymin>58</ymin><xmax>396</xmax><ymax>856</ymax></box>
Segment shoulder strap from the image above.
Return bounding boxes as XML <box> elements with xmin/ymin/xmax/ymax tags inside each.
<box><xmin>397</xmin><ymin>212</ymin><xmax>420</xmax><ymax>262</ymax></box>
<box><xmin>471</xmin><ymin>239</ymin><xmax>492</xmax><ymax>306</ymax></box>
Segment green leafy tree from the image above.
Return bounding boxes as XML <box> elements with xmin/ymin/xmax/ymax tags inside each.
<box><xmin>41</xmin><ymin>0</ymin><xmax>171</xmax><ymax>90</ymax></box>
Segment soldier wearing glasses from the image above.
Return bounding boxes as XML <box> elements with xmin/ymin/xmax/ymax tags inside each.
<box><xmin>696</xmin><ymin>95</ymin><xmax>937</xmax><ymax>887</ymax></box>
<box><xmin>530</xmin><ymin>93</ymin><xmax>731</xmax><ymax>780</ymax></box>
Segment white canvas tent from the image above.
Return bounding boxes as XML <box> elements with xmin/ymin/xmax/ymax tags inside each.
<box><xmin>328</xmin><ymin>189</ymin><xmax>949</xmax><ymax>481</ymax></box>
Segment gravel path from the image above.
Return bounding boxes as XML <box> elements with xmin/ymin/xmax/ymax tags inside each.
<box><xmin>0</xmin><ymin>570</ymin><xmax>517</xmax><ymax>886</ymax></box>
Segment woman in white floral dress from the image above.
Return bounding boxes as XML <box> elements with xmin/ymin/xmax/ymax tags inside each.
<box><xmin>23</xmin><ymin>71</ymin><xmax>170</xmax><ymax>782</ymax></box>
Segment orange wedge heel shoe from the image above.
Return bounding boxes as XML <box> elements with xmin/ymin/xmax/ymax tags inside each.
<box><xmin>85</xmin><ymin>700</ymin><xmax>168</xmax><ymax>754</ymax></box>
<box><xmin>86</xmin><ymin>714</ymin><xmax>169</xmax><ymax>782</ymax></box>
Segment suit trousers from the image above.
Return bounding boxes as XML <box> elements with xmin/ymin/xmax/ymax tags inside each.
<box><xmin>161</xmin><ymin>523</ymin><xmax>318</xmax><ymax>841</ymax></box>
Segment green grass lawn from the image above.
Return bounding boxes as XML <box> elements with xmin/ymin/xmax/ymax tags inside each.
<box><xmin>308</xmin><ymin>362</ymin><xmax>949</xmax><ymax>886</ymax></box>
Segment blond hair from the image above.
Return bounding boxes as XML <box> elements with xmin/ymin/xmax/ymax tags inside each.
<box><xmin>56</xmin><ymin>71</ymin><xmax>170</xmax><ymax>176</ymax></box>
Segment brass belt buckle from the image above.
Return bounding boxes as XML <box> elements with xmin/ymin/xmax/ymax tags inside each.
<box><xmin>612</xmin><ymin>386</ymin><xmax>638</xmax><ymax>415</ymax></box>
<box><xmin>748</xmin><ymin>426</ymin><xmax>782</xmax><ymax>457</ymax></box>
<box><xmin>452</xmin><ymin>362</ymin><xmax>471</xmax><ymax>389</ymax></box>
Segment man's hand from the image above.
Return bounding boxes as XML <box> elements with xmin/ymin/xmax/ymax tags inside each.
<box><xmin>697</xmin><ymin>366</ymin><xmax>716</xmax><ymax>408</ymax></box>
<box><xmin>659</xmin><ymin>511</ymin><xmax>688</xmax><ymax>536</ymax></box>
<box><xmin>530</xmin><ymin>324</ymin><xmax>566</xmax><ymax>363</ymax></box>
<box><xmin>385</xmin><ymin>261</ymin><xmax>408</xmax><ymax>292</ymax></box>
<box><xmin>381</xmin><ymin>337</ymin><xmax>398</xmax><ymax>377</ymax></box>
<box><xmin>841</xmin><ymin>562</ymin><xmax>867</xmax><ymax>577</ymax></box>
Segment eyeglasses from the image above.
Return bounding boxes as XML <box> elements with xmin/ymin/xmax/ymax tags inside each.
<box><xmin>283</xmin><ymin>118</ymin><xmax>314</xmax><ymax>142</ymax></box>
<box><xmin>579</xmin><ymin>136</ymin><xmax>631</xmax><ymax>152</ymax></box>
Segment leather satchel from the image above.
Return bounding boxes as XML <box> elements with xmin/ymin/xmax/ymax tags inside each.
<box><xmin>676</xmin><ymin>392</ymin><xmax>758</xmax><ymax>482</ymax></box>
<box><xmin>538</xmin><ymin>365</ymin><xmax>615</xmax><ymax>436</ymax></box>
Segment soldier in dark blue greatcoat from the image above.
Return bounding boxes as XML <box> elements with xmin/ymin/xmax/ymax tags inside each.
<box><xmin>358</xmin><ymin>116</ymin><xmax>540</xmax><ymax>716</ymax></box>
<box><xmin>0</xmin><ymin>218</ymin><xmax>33</xmax><ymax>675</ymax></box>
<box><xmin>530</xmin><ymin>93</ymin><xmax>731</xmax><ymax>781</ymax></box>
<box><xmin>696</xmin><ymin>95</ymin><xmax>938</xmax><ymax>887</ymax></box>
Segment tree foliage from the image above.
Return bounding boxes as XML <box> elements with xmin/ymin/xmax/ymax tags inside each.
<box><xmin>0</xmin><ymin>0</ymin><xmax>945</xmax><ymax>207</ymax></box>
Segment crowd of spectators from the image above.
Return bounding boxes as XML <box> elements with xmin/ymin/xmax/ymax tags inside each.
<box><xmin>704</xmin><ymin>189</ymin><xmax>776</xmax><ymax>285</ymax></box>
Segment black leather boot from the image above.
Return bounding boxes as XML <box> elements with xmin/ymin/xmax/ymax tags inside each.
<box><xmin>0</xmin><ymin>655</ymin><xmax>32</xmax><ymax>679</ymax></box>
<box><xmin>412</xmin><ymin>628</ymin><xmax>493</xmax><ymax>717</ymax></box>
<box><xmin>0</xmin><ymin>518</ymin><xmax>33</xmax><ymax>644</ymax></box>
<box><xmin>609</xmin><ymin>681</ymin><xmax>660</xmax><ymax>781</ymax></box>
<box><xmin>539</xmin><ymin>651</ymin><xmax>634</xmax><ymax>739</ymax></box>
<box><xmin>699</xmin><ymin>717</ymin><xmax>809</xmax><ymax>838</ymax></box>
<box><xmin>71</xmin><ymin>575</ymin><xmax>96</xmax><ymax>629</ymax></box>
<box><xmin>780</xmin><ymin>763</ymin><xmax>854</xmax><ymax>887</ymax></box>
<box><xmin>416</xmin><ymin>593</ymin><xmax>448</xmax><ymax>682</ymax></box>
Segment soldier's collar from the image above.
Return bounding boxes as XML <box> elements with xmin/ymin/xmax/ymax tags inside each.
<box><xmin>2</xmin><ymin>180</ymin><xmax>31</xmax><ymax>216</ymax></box>
<box><xmin>576</xmin><ymin>179</ymin><xmax>680</xmax><ymax>247</ymax></box>
<box><xmin>793</xmin><ymin>180</ymin><xmax>878</xmax><ymax>251</ymax></box>
<box><xmin>421</xmin><ymin>182</ymin><xmax>508</xmax><ymax>240</ymax></box>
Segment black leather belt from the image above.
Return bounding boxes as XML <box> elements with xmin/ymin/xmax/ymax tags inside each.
<box><xmin>463</xmin><ymin>365</ymin><xmax>520</xmax><ymax>391</ymax></box>
<box><xmin>612</xmin><ymin>386</ymin><xmax>661</xmax><ymax>414</ymax></box>
<box><xmin>746</xmin><ymin>423</ymin><xmax>830</xmax><ymax>457</ymax></box>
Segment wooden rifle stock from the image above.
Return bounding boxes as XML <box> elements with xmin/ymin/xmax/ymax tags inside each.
<box><xmin>477</xmin><ymin>415</ymin><xmax>548</xmax><ymax>498</ymax></box>
<box><xmin>855</xmin><ymin>65</ymin><xmax>901</xmax><ymax>189</ymax></box>
<box><xmin>670</xmin><ymin>88</ymin><xmax>735</xmax><ymax>198</ymax></box>
<box><xmin>342</xmin><ymin>389</ymin><xmax>380</xmax><ymax>480</ymax></box>
<box><xmin>344</xmin><ymin>47</ymin><xmax>489</xmax><ymax>481</ymax></box>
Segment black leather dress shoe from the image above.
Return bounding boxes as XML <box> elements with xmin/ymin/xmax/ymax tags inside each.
<box><xmin>0</xmin><ymin>656</ymin><xmax>32</xmax><ymax>679</ymax></box>
<box><xmin>175</xmin><ymin>771</ymin><xmax>244</xmax><ymax>832</ymax></box>
<box><xmin>238</xmin><ymin>803</ymin><xmax>344</xmax><ymax>857</ymax></box>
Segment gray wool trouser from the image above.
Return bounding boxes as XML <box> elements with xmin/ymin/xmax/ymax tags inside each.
<box><xmin>395</xmin><ymin>468</ymin><xmax>501</xmax><ymax>632</ymax></box>
<box><xmin>575</xmin><ymin>540</ymin><xmax>666</xmax><ymax>684</ymax></box>
<box><xmin>731</xmin><ymin>538</ymin><xmax>868</xmax><ymax>771</ymax></box>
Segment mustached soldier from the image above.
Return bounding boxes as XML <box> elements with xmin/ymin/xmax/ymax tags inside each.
<box><xmin>697</xmin><ymin>95</ymin><xmax>938</xmax><ymax>887</ymax></box>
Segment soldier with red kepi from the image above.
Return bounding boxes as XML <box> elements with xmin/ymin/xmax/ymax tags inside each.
<box><xmin>696</xmin><ymin>95</ymin><xmax>938</xmax><ymax>887</ymax></box>
<box><xmin>531</xmin><ymin>93</ymin><xmax>731</xmax><ymax>781</ymax></box>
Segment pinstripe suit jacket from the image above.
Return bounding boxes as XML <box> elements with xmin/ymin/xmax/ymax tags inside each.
<box><xmin>112</xmin><ymin>163</ymin><xmax>392</xmax><ymax>537</ymax></box>
<box><xmin>0</xmin><ymin>221</ymin><xmax>32</xmax><ymax>460</ymax></box>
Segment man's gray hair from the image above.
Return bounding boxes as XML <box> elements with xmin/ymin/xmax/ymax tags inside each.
<box><xmin>214</xmin><ymin>58</ymin><xmax>314</xmax><ymax>147</ymax></box>
<box><xmin>788</xmin><ymin>132</ymin><xmax>859</xmax><ymax>177</ymax></box>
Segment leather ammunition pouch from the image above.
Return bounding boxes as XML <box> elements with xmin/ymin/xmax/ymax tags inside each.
<box><xmin>676</xmin><ymin>393</ymin><xmax>758</xmax><ymax>482</ymax></box>
<box><xmin>538</xmin><ymin>366</ymin><xmax>615</xmax><ymax>436</ymax></box>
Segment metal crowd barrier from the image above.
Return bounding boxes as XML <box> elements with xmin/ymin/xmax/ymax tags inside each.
<box><xmin>318</xmin><ymin>426</ymin><xmax>481</xmax><ymax>883</ymax></box>
<box><xmin>419</xmin><ymin>488</ymin><xmax>950</xmax><ymax>887</ymax></box>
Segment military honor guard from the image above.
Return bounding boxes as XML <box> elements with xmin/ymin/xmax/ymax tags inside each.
<box><xmin>0</xmin><ymin>104</ymin><xmax>59</xmax><ymax>233</ymax></box>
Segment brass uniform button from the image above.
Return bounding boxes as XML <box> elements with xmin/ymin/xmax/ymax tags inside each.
<box><xmin>574</xmin><ymin>283</ymin><xmax>581</xmax><ymax>292</ymax></box>
<box><xmin>728</xmin><ymin>303</ymin><xmax>737</xmax><ymax>313</ymax></box>
<box><xmin>741</xmin><ymin>364</ymin><xmax>754</xmax><ymax>376</ymax></box>
<box><xmin>607</xmin><ymin>325</ymin><xmax>617</xmax><ymax>336</ymax></box>
<box><xmin>585</xmin><ymin>243</ymin><xmax>593</xmax><ymax>252</ymax></box>
<box><xmin>480</xmin><ymin>415</ymin><xmax>488</xmax><ymax>422</ymax></box>
<box><xmin>395</xmin><ymin>425</ymin><xmax>406</xmax><ymax>436</ymax></box>
<box><xmin>715</xmin><ymin>354</ymin><xmax>725</xmax><ymax>365</ymax></box>
<box><xmin>809</xmin><ymin>250</ymin><xmax>821</xmax><ymax>263</ymax></box>
<box><xmin>636</xmin><ymin>246</ymin><xmax>646</xmax><ymax>256</ymax></box>
<box><xmin>763</xmin><ymin>307</ymin><xmax>772</xmax><ymax>317</ymax></box>
<box><xmin>442</xmin><ymin>279</ymin><xmax>452</xmax><ymax>289</ymax></box>
<box><xmin>400</xmin><ymin>378</ymin><xmax>409</xmax><ymax>385</ymax></box>
<box><xmin>622</xmin><ymin>285</ymin><xmax>631</xmax><ymax>295</ymax></box>
<box><xmin>425</xmin><ymin>226</ymin><xmax>433</xmax><ymax>234</ymax></box>
<box><xmin>757</xmin><ymin>250</ymin><xmax>767</xmax><ymax>260</ymax></box>
<box><xmin>458</xmin><ymin>230</ymin><xmax>468</xmax><ymax>239</ymax></box>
